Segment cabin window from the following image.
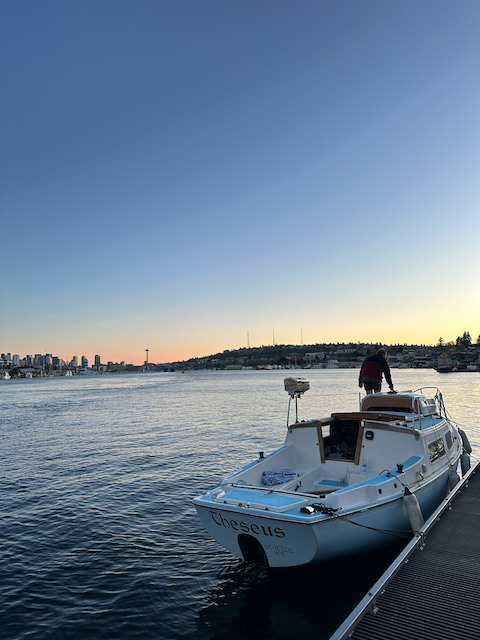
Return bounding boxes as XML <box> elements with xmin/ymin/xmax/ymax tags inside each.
<box><xmin>428</xmin><ymin>438</ymin><xmax>446</xmax><ymax>463</ymax></box>
<box><xmin>445</xmin><ymin>430</ymin><xmax>454</xmax><ymax>449</ymax></box>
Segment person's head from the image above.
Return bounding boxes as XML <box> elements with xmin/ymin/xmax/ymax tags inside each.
<box><xmin>377</xmin><ymin>348</ymin><xmax>386</xmax><ymax>358</ymax></box>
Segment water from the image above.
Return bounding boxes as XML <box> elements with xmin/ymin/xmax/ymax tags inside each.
<box><xmin>1</xmin><ymin>370</ymin><xmax>479</xmax><ymax>640</ymax></box>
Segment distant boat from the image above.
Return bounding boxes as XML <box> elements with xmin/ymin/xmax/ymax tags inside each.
<box><xmin>436</xmin><ymin>352</ymin><xmax>454</xmax><ymax>373</ymax></box>
<box><xmin>436</xmin><ymin>365</ymin><xmax>453</xmax><ymax>373</ymax></box>
<box><xmin>437</xmin><ymin>364</ymin><xmax>479</xmax><ymax>373</ymax></box>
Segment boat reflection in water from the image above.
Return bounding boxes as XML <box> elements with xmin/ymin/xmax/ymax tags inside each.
<box><xmin>195</xmin><ymin>540</ymin><xmax>407</xmax><ymax>640</ymax></box>
<box><xmin>193</xmin><ymin>379</ymin><xmax>471</xmax><ymax>568</ymax></box>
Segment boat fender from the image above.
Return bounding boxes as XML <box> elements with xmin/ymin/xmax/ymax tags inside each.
<box><xmin>458</xmin><ymin>429</ymin><xmax>472</xmax><ymax>455</ymax></box>
<box><xmin>448</xmin><ymin>468</ymin><xmax>460</xmax><ymax>490</ymax></box>
<box><xmin>403</xmin><ymin>487</ymin><xmax>424</xmax><ymax>533</ymax></box>
<box><xmin>460</xmin><ymin>453</ymin><xmax>471</xmax><ymax>477</ymax></box>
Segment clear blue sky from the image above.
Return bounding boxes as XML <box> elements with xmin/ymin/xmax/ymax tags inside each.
<box><xmin>2</xmin><ymin>0</ymin><xmax>479</xmax><ymax>364</ymax></box>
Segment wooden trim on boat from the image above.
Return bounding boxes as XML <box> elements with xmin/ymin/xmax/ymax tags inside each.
<box><xmin>354</xmin><ymin>424</ymin><xmax>364</xmax><ymax>466</ymax></box>
<box><xmin>361</xmin><ymin>395</ymin><xmax>420</xmax><ymax>413</ymax></box>
<box><xmin>289</xmin><ymin>420</ymin><xmax>313</xmax><ymax>430</ymax></box>
<box><xmin>289</xmin><ymin>418</ymin><xmax>334</xmax><ymax>429</ymax></box>
<box><xmin>331</xmin><ymin>412</ymin><xmax>406</xmax><ymax>422</ymax></box>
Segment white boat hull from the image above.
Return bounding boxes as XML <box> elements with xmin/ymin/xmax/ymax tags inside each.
<box><xmin>195</xmin><ymin>466</ymin><xmax>451</xmax><ymax>567</ymax></box>
<box><xmin>194</xmin><ymin>387</ymin><xmax>467</xmax><ymax>567</ymax></box>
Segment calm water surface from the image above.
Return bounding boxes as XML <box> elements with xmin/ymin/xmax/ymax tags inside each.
<box><xmin>1</xmin><ymin>370</ymin><xmax>479</xmax><ymax>640</ymax></box>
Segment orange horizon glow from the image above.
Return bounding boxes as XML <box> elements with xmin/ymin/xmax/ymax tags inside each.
<box><xmin>7</xmin><ymin>328</ymin><xmax>478</xmax><ymax>366</ymax></box>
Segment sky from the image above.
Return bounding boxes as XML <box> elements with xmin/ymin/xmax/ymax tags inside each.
<box><xmin>1</xmin><ymin>0</ymin><xmax>479</xmax><ymax>364</ymax></box>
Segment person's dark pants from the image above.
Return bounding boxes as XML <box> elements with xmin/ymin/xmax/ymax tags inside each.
<box><xmin>364</xmin><ymin>380</ymin><xmax>381</xmax><ymax>394</ymax></box>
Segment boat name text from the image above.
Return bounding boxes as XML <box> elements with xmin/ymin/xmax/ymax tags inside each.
<box><xmin>209</xmin><ymin>511</ymin><xmax>285</xmax><ymax>538</ymax></box>
<box><xmin>263</xmin><ymin>542</ymin><xmax>293</xmax><ymax>557</ymax></box>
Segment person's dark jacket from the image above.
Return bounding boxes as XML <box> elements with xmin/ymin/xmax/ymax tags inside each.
<box><xmin>359</xmin><ymin>355</ymin><xmax>393</xmax><ymax>387</ymax></box>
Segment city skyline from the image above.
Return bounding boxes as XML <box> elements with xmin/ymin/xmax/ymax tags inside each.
<box><xmin>2</xmin><ymin>1</ymin><xmax>479</xmax><ymax>364</ymax></box>
<box><xmin>2</xmin><ymin>328</ymin><xmax>479</xmax><ymax>368</ymax></box>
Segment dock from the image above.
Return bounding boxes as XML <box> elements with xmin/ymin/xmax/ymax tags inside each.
<box><xmin>330</xmin><ymin>460</ymin><xmax>480</xmax><ymax>640</ymax></box>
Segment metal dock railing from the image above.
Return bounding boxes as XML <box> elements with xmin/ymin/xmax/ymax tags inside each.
<box><xmin>330</xmin><ymin>460</ymin><xmax>480</xmax><ymax>640</ymax></box>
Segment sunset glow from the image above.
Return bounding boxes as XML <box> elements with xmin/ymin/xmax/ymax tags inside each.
<box><xmin>2</xmin><ymin>1</ymin><xmax>479</xmax><ymax>364</ymax></box>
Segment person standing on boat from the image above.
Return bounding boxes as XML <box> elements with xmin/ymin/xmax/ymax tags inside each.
<box><xmin>359</xmin><ymin>349</ymin><xmax>394</xmax><ymax>394</ymax></box>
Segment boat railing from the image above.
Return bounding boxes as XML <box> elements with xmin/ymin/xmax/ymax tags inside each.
<box><xmin>413</xmin><ymin>386</ymin><xmax>445</xmax><ymax>418</ymax></box>
<box><xmin>362</xmin><ymin>388</ymin><xmax>447</xmax><ymax>429</ymax></box>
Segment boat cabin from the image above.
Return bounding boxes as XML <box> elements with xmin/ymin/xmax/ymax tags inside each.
<box><xmin>291</xmin><ymin>392</ymin><xmax>438</xmax><ymax>467</ymax></box>
<box><xmin>315</xmin><ymin>411</ymin><xmax>407</xmax><ymax>466</ymax></box>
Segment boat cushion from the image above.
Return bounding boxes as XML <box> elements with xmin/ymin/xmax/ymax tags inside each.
<box><xmin>214</xmin><ymin>488</ymin><xmax>308</xmax><ymax>512</ymax></box>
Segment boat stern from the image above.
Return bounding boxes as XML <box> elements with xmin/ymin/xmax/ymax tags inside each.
<box><xmin>193</xmin><ymin>491</ymin><xmax>320</xmax><ymax>567</ymax></box>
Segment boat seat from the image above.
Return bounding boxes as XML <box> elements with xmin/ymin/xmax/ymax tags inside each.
<box><xmin>214</xmin><ymin>488</ymin><xmax>308</xmax><ymax>513</ymax></box>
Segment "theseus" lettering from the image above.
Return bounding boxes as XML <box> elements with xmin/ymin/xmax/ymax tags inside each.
<box><xmin>209</xmin><ymin>511</ymin><xmax>285</xmax><ymax>538</ymax></box>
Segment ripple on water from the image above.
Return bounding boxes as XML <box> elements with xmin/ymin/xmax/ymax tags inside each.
<box><xmin>0</xmin><ymin>370</ymin><xmax>479</xmax><ymax>640</ymax></box>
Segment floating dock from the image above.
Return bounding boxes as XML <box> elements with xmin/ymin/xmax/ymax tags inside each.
<box><xmin>331</xmin><ymin>460</ymin><xmax>480</xmax><ymax>640</ymax></box>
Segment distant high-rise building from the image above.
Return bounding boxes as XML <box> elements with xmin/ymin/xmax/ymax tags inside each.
<box><xmin>81</xmin><ymin>356</ymin><xmax>88</xmax><ymax>368</ymax></box>
<box><xmin>26</xmin><ymin>355</ymin><xmax>33</xmax><ymax>366</ymax></box>
<box><xmin>70</xmin><ymin>356</ymin><xmax>78</xmax><ymax>368</ymax></box>
<box><xmin>34</xmin><ymin>354</ymin><xmax>43</xmax><ymax>367</ymax></box>
<box><xmin>12</xmin><ymin>354</ymin><xmax>19</xmax><ymax>366</ymax></box>
<box><xmin>94</xmin><ymin>355</ymin><xmax>101</xmax><ymax>367</ymax></box>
